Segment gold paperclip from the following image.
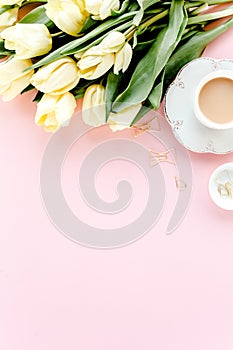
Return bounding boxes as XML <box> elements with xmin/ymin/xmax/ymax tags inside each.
<box><xmin>217</xmin><ymin>184</ymin><xmax>230</xmax><ymax>198</ymax></box>
<box><xmin>225</xmin><ymin>182</ymin><xmax>233</xmax><ymax>195</ymax></box>
<box><xmin>175</xmin><ymin>176</ymin><xmax>187</xmax><ymax>191</ymax></box>
<box><xmin>132</xmin><ymin>121</ymin><xmax>151</xmax><ymax>137</ymax></box>
<box><xmin>132</xmin><ymin>116</ymin><xmax>160</xmax><ymax>137</ymax></box>
<box><xmin>149</xmin><ymin>148</ymin><xmax>176</xmax><ymax>167</ymax></box>
<box><xmin>216</xmin><ymin>170</ymin><xmax>233</xmax><ymax>200</ymax></box>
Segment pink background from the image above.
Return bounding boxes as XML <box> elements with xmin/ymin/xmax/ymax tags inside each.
<box><xmin>1</xmin><ymin>28</ymin><xmax>233</xmax><ymax>350</ymax></box>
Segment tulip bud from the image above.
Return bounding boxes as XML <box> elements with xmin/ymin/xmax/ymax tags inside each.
<box><xmin>0</xmin><ymin>7</ymin><xmax>18</xmax><ymax>32</ymax></box>
<box><xmin>46</xmin><ymin>0</ymin><xmax>89</xmax><ymax>36</ymax></box>
<box><xmin>114</xmin><ymin>42</ymin><xmax>132</xmax><ymax>74</ymax></box>
<box><xmin>108</xmin><ymin>103</ymin><xmax>142</xmax><ymax>131</ymax></box>
<box><xmin>0</xmin><ymin>25</ymin><xmax>14</xmax><ymax>50</ymax></box>
<box><xmin>1</xmin><ymin>23</ymin><xmax>52</xmax><ymax>59</ymax></box>
<box><xmin>0</xmin><ymin>57</ymin><xmax>34</xmax><ymax>101</ymax></box>
<box><xmin>85</xmin><ymin>0</ymin><xmax>120</xmax><ymax>20</ymax></box>
<box><xmin>35</xmin><ymin>92</ymin><xmax>77</xmax><ymax>132</ymax></box>
<box><xmin>30</xmin><ymin>57</ymin><xmax>80</xmax><ymax>95</ymax></box>
<box><xmin>76</xmin><ymin>31</ymin><xmax>128</xmax><ymax>80</ymax></box>
<box><xmin>77</xmin><ymin>46</ymin><xmax>114</xmax><ymax>80</ymax></box>
<box><xmin>82</xmin><ymin>84</ymin><xmax>106</xmax><ymax>126</ymax></box>
<box><xmin>99</xmin><ymin>31</ymin><xmax>125</xmax><ymax>53</ymax></box>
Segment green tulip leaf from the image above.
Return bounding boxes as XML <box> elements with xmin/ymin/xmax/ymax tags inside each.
<box><xmin>79</xmin><ymin>16</ymin><xmax>98</xmax><ymax>33</ymax></box>
<box><xmin>113</xmin><ymin>0</ymin><xmax>187</xmax><ymax>112</ymax></box>
<box><xmin>19</xmin><ymin>5</ymin><xmax>54</xmax><ymax>29</ymax></box>
<box><xmin>72</xmin><ymin>79</ymin><xmax>97</xmax><ymax>99</ymax></box>
<box><xmin>148</xmin><ymin>71</ymin><xmax>164</xmax><ymax>111</ymax></box>
<box><xmin>164</xmin><ymin>17</ymin><xmax>233</xmax><ymax>90</ymax></box>
<box><xmin>141</xmin><ymin>0</ymin><xmax>160</xmax><ymax>10</ymax></box>
<box><xmin>105</xmin><ymin>71</ymin><xmax>123</xmax><ymax>121</ymax></box>
<box><xmin>0</xmin><ymin>5</ymin><xmax>14</xmax><ymax>15</ymax></box>
<box><xmin>0</xmin><ymin>40</ymin><xmax>14</xmax><ymax>56</ymax></box>
<box><xmin>134</xmin><ymin>38</ymin><xmax>156</xmax><ymax>51</ymax></box>
<box><xmin>130</xmin><ymin>103</ymin><xmax>152</xmax><ymax>126</ymax></box>
<box><xmin>133</xmin><ymin>0</ymin><xmax>160</xmax><ymax>26</ymax></box>
<box><xmin>111</xmin><ymin>0</ymin><xmax>130</xmax><ymax>16</ymax></box>
<box><xmin>133</xmin><ymin>0</ymin><xmax>144</xmax><ymax>26</ymax></box>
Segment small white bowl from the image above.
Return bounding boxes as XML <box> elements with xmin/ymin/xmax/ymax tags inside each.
<box><xmin>209</xmin><ymin>162</ymin><xmax>233</xmax><ymax>210</ymax></box>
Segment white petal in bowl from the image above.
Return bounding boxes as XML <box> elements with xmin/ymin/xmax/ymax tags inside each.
<box><xmin>209</xmin><ymin>162</ymin><xmax>233</xmax><ymax>210</ymax></box>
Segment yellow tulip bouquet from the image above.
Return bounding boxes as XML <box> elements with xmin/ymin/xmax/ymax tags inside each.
<box><xmin>0</xmin><ymin>0</ymin><xmax>233</xmax><ymax>132</ymax></box>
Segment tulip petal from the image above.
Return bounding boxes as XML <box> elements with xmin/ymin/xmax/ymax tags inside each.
<box><xmin>46</xmin><ymin>0</ymin><xmax>89</xmax><ymax>36</ymax></box>
<box><xmin>79</xmin><ymin>53</ymin><xmax>114</xmax><ymax>80</ymax></box>
<box><xmin>99</xmin><ymin>0</ymin><xmax>120</xmax><ymax>19</ymax></box>
<box><xmin>100</xmin><ymin>31</ymin><xmax>125</xmax><ymax>52</ymax></box>
<box><xmin>0</xmin><ymin>57</ymin><xmax>34</xmax><ymax>101</ymax></box>
<box><xmin>0</xmin><ymin>8</ymin><xmax>18</xmax><ymax>31</ymax></box>
<box><xmin>35</xmin><ymin>92</ymin><xmax>76</xmax><ymax>132</ymax></box>
<box><xmin>13</xmin><ymin>23</ymin><xmax>52</xmax><ymax>59</ymax></box>
<box><xmin>82</xmin><ymin>84</ymin><xmax>106</xmax><ymax>126</ymax></box>
<box><xmin>0</xmin><ymin>26</ymin><xmax>15</xmax><ymax>50</ymax></box>
<box><xmin>108</xmin><ymin>103</ymin><xmax>142</xmax><ymax>131</ymax></box>
<box><xmin>30</xmin><ymin>57</ymin><xmax>80</xmax><ymax>94</ymax></box>
<box><xmin>85</xmin><ymin>0</ymin><xmax>102</xmax><ymax>15</ymax></box>
<box><xmin>114</xmin><ymin>42</ymin><xmax>132</xmax><ymax>74</ymax></box>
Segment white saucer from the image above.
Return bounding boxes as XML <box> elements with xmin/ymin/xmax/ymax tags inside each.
<box><xmin>164</xmin><ymin>57</ymin><xmax>233</xmax><ymax>154</ymax></box>
<box><xmin>209</xmin><ymin>163</ymin><xmax>233</xmax><ymax>210</ymax></box>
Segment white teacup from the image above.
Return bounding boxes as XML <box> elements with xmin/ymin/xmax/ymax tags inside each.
<box><xmin>194</xmin><ymin>70</ymin><xmax>233</xmax><ymax>130</ymax></box>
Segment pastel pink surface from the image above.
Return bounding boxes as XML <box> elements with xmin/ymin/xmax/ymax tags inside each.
<box><xmin>1</xmin><ymin>30</ymin><xmax>233</xmax><ymax>350</ymax></box>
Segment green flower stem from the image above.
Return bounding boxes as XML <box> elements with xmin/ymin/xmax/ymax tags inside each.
<box><xmin>143</xmin><ymin>9</ymin><xmax>165</xmax><ymax>15</ymax></box>
<box><xmin>51</xmin><ymin>31</ymin><xmax>64</xmax><ymax>37</ymax></box>
<box><xmin>190</xmin><ymin>4</ymin><xmax>209</xmax><ymax>15</ymax></box>
<box><xmin>71</xmin><ymin>20</ymin><xmax>134</xmax><ymax>55</ymax></box>
<box><xmin>21</xmin><ymin>0</ymin><xmax>47</xmax><ymax>7</ymax></box>
<box><xmin>140</xmin><ymin>9</ymin><xmax>169</xmax><ymax>30</ymax></box>
<box><xmin>124</xmin><ymin>25</ymin><xmax>136</xmax><ymax>40</ymax></box>
<box><xmin>185</xmin><ymin>2</ymin><xmax>203</xmax><ymax>8</ymax></box>
<box><xmin>188</xmin><ymin>4</ymin><xmax>233</xmax><ymax>24</ymax></box>
<box><xmin>182</xmin><ymin>24</ymin><xmax>200</xmax><ymax>35</ymax></box>
<box><xmin>200</xmin><ymin>0</ymin><xmax>233</xmax><ymax>4</ymax></box>
<box><xmin>125</xmin><ymin>9</ymin><xmax>169</xmax><ymax>40</ymax></box>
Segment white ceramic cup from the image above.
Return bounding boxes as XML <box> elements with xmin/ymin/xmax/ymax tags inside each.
<box><xmin>194</xmin><ymin>70</ymin><xmax>233</xmax><ymax>130</ymax></box>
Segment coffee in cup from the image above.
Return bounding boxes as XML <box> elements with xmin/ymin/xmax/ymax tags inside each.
<box><xmin>194</xmin><ymin>70</ymin><xmax>233</xmax><ymax>130</ymax></box>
